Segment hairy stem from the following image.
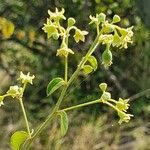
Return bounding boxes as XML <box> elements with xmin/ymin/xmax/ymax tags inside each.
<box><xmin>65</xmin><ymin>56</ymin><xmax>68</xmax><ymax>83</ymax></box>
<box><xmin>59</xmin><ymin>99</ymin><xmax>100</xmax><ymax>112</ymax></box>
<box><xmin>19</xmin><ymin>98</ymin><xmax>31</xmax><ymax>138</ymax></box>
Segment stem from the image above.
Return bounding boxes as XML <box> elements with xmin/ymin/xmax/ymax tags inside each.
<box><xmin>60</xmin><ymin>99</ymin><xmax>100</xmax><ymax>112</ymax></box>
<box><xmin>19</xmin><ymin>98</ymin><xmax>31</xmax><ymax>138</ymax></box>
<box><xmin>22</xmin><ymin>30</ymin><xmax>103</xmax><ymax>149</ymax></box>
<box><xmin>104</xmin><ymin>101</ymin><xmax>120</xmax><ymax>112</ymax></box>
<box><xmin>108</xmin><ymin>99</ymin><xmax>117</xmax><ymax>104</ymax></box>
<box><xmin>65</xmin><ymin>56</ymin><xmax>68</xmax><ymax>83</ymax></box>
<box><xmin>96</xmin><ymin>24</ymin><xmax>100</xmax><ymax>35</ymax></box>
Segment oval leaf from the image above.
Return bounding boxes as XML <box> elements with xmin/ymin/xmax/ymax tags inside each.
<box><xmin>82</xmin><ymin>65</ymin><xmax>93</xmax><ymax>75</ymax></box>
<box><xmin>10</xmin><ymin>131</ymin><xmax>29</xmax><ymax>150</ymax></box>
<box><xmin>47</xmin><ymin>77</ymin><xmax>65</xmax><ymax>96</ymax></box>
<box><xmin>59</xmin><ymin>111</ymin><xmax>69</xmax><ymax>136</ymax></box>
<box><xmin>87</xmin><ymin>55</ymin><xmax>98</xmax><ymax>71</ymax></box>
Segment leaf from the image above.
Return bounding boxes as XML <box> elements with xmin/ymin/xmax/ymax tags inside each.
<box><xmin>87</xmin><ymin>55</ymin><xmax>98</xmax><ymax>71</ymax></box>
<box><xmin>10</xmin><ymin>131</ymin><xmax>29</xmax><ymax>150</ymax></box>
<box><xmin>82</xmin><ymin>65</ymin><xmax>93</xmax><ymax>75</ymax></box>
<box><xmin>47</xmin><ymin>77</ymin><xmax>65</xmax><ymax>96</ymax></box>
<box><xmin>59</xmin><ymin>111</ymin><xmax>69</xmax><ymax>136</ymax></box>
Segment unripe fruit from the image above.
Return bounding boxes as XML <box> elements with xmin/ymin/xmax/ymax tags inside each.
<box><xmin>102</xmin><ymin>50</ymin><xmax>112</xmax><ymax>68</ymax></box>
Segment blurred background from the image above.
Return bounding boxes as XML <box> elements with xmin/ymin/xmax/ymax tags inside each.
<box><xmin>0</xmin><ymin>0</ymin><xmax>150</xmax><ymax>149</ymax></box>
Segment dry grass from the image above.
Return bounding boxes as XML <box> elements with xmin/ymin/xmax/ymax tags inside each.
<box><xmin>1</xmin><ymin>109</ymin><xmax>149</xmax><ymax>150</ymax></box>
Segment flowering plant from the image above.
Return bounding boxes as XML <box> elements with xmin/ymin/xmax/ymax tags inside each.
<box><xmin>0</xmin><ymin>8</ymin><xmax>134</xmax><ymax>150</ymax></box>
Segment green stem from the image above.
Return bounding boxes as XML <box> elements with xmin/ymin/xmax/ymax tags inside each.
<box><xmin>22</xmin><ymin>30</ymin><xmax>103</xmax><ymax>149</ymax></box>
<box><xmin>104</xmin><ymin>101</ymin><xmax>120</xmax><ymax>112</ymax></box>
<box><xmin>65</xmin><ymin>56</ymin><xmax>68</xmax><ymax>83</ymax></box>
<box><xmin>59</xmin><ymin>99</ymin><xmax>100</xmax><ymax>112</ymax></box>
<box><xmin>19</xmin><ymin>98</ymin><xmax>31</xmax><ymax>138</ymax></box>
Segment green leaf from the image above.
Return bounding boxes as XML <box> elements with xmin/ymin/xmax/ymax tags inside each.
<box><xmin>47</xmin><ymin>77</ymin><xmax>65</xmax><ymax>96</ymax></box>
<box><xmin>59</xmin><ymin>111</ymin><xmax>69</xmax><ymax>136</ymax></box>
<box><xmin>82</xmin><ymin>65</ymin><xmax>93</xmax><ymax>75</ymax></box>
<box><xmin>10</xmin><ymin>131</ymin><xmax>29</xmax><ymax>150</ymax></box>
<box><xmin>87</xmin><ymin>55</ymin><xmax>98</xmax><ymax>71</ymax></box>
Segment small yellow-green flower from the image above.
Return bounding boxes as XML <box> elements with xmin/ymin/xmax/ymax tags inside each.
<box><xmin>7</xmin><ymin>85</ymin><xmax>23</xmax><ymax>99</ymax></box>
<box><xmin>113</xmin><ymin>26</ymin><xmax>133</xmax><ymax>49</ymax></box>
<box><xmin>74</xmin><ymin>28</ymin><xmax>88</xmax><ymax>43</ymax></box>
<box><xmin>89</xmin><ymin>15</ymin><xmax>99</xmax><ymax>25</ymax></box>
<box><xmin>56</xmin><ymin>47</ymin><xmax>74</xmax><ymax>57</ymax></box>
<box><xmin>48</xmin><ymin>8</ymin><xmax>66</xmax><ymax>22</ymax></box>
<box><xmin>116</xmin><ymin>98</ymin><xmax>130</xmax><ymax>112</ymax></box>
<box><xmin>99</xmin><ymin>34</ymin><xmax>113</xmax><ymax>45</ymax></box>
<box><xmin>18</xmin><ymin>72</ymin><xmax>35</xmax><ymax>85</ymax></box>
<box><xmin>118</xmin><ymin>111</ymin><xmax>133</xmax><ymax>124</ymax></box>
<box><xmin>42</xmin><ymin>23</ymin><xmax>58</xmax><ymax>39</ymax></box>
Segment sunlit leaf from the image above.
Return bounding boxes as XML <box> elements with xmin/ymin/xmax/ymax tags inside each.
<box><xmin>82</xmin><ymin>65</ymin><xmax>93</xmax><ymax>75</ymax></box>
<box><xmin>59</xmin><ymin>111</ymin><xmax>69</xmax><ymax>136</ymax></box>
<box><xmin>47</xmin><ymin>77</ymin><xmax>65</xmax><ymax>96</ymax></box>
<box><xmin>87</xmin><ymin>55</ymin><xmax>98</xmax><ymax>71</ymax></box>
<box><xmin>10</xmin><ymin>131</ymin><xmax>29</xmax><ymax>150</ymax></box>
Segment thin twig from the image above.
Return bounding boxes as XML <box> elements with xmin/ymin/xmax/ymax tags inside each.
<box><xmin>129</xmin><ymin>88</ymin><xmax>150</xmax><ymax>101</ymax></box>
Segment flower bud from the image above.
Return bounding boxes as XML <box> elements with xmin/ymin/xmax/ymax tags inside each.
<box><xmin>112</xmin><ymin>15</ymin><xmax>121</xmax><ymax>23</ymax></box>
<box><xmin>98</xmin><ymin>13</ymin><xmax>106</xmax><ymax>23</ymax></box>
<box><xmin>68</xmin><ymin>17</ymin><xmax>76</xmax><ymax>27</ymax></box>
<box><xmin>99</xmin><ymin>83</ymin><xmax>107</xmax><ymax>92</ymax></box>
<box><xmin>52</xmin><ymin>33</ymin><xmax>59</xmax><ymax>40</ymax></box>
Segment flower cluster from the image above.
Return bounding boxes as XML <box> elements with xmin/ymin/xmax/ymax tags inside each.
<box><xmin>42</xmin><ymin>8</ymin><xmax>88</xmax><ymax>58</ymax></box>
<box><xmin>0</xmin><ymin>72</ymin><xmax>35</xmax><ymax>106</ymax></box>
<box><xmin>99</xmin><ymin>83</ymin><xmax>133</xmax><ymax>124</ymax></box>
<box><xmin>89</xmin><ymin>13</ymin><xmax>133</xmax><ymax>68</ymax></box>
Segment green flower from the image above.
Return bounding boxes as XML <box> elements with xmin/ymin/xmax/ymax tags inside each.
<box><xmin>89</xmin><ymin>15</ymin><xmax>99</xmax><ymax>25</ymax></box>
<box><xmin>103</xmin><ymin>22</ymin><xmax>114</xmax><ymax>33</ymax></box>
<box><xmin>99</xmin><ymin>34</ymin><xmax>113</xmax><ymax>45</ymax></box>
<box><xmin>7</xmin><ymin>85</ymin><xmax>23</xmax><ymax>99</ymax></box>
<box><xmin>113</xmin><ymin>26</ymin><xmax>133</xmax><ymax>49</ymax></box>
<box><xmin>118</xmin><ymin>111</ymin><xmax>133</xmax><ymax>124</ymax></box>
<box><xmin>42</xmin><ymin>19</ymin><xmax>58</xmax><ymax>39</ymax></box>
<box><xmin>74</xmin><ymin>28</ymin><xmax>88</xmax><ymax>43</ymax></box>
<box><xmin>116</xmin><ymin>98</ymin><xmax>130</xmax><ymax>112</ymax></box>
<box><xmin>89</xmin><ymin>13</ymin><xmax>106</xmax><ymax>25</ymax></box>
<box><xmin>56</xmin><ymin>47</ymin><xmax>74</xmax><ymax>57</ymax></box>
<box><xmin>48</xmin><ymin>8</ymin><xmax>66</xmax><ymax>22</ymax></box>
<box><xmin>18</xmin><ymin>72</ymin><xmax>35</xmax><ymax>85</ymax></box>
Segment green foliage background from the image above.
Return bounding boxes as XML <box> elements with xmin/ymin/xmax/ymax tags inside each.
<box><xmin>0</xmin><ymin>0</ymin><xmax>150</xmax><ymax>149</ymax></box>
